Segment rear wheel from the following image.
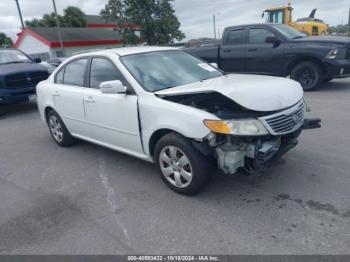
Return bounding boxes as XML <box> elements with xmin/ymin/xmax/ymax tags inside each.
<box><xmin>154</xmin><ymin>133</ymin><xmax>212</xmax><ymax>195</ymax></box>
<box><xmin>290</xmin><ymin>61</ymin><xmax>323</xmax><ymax>91</ymax></box>
<box><xmin>47</xmin><ymin>110</ymin><xmax>76</xmax><ymax>147</ymax></box>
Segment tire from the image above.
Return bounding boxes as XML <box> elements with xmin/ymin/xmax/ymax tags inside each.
<box><xmin>47</xmin><ymin>110</ymin><xmax>76</xmax><ymax>147</ymax></box>
<box><xmin>154</xmin><ymin>133</ymin><xmax>212</xmax><ymax>195</ymax></box>
<box><xmin>290</xmin><ymin>61</ymin><xmax>323</xmax><ymax>91</ymax></box>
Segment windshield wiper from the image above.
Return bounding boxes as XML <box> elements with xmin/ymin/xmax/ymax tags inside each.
<box><xmin>292</xmin><ymin>36</ymin><xmax>304</xmax><ymax>39</ymax></box>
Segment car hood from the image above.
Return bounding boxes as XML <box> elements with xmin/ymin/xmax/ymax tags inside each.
<box><xmin>293</xmin><ymin>36</ymin><xmax>350</xmax><ymax>46</ymax></box>
<box><xmin>155</xmin><ymin>74</ymin><xmax>303</xmax><ymax>112</ymax></box>
<box><xmin>0</xmin><ymin>63</ymin><xmax>48</xmax><ymax>75</ymax></box>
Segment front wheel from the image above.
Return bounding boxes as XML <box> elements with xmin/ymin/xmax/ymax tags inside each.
<box><xmin>290</xmin><ymin>61</ymin><xmax>322</xmax><ymax>91</ymax></box>
<box><xmin>154</xmin><ymin>133</ymin><xmax>212</xmax><ymax>195</ymax></box>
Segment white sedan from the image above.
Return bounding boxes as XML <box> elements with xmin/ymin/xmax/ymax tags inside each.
<box><xmin>37</xmin><ymin>46</ymin><xmax>320</xmax><ymax>195</ymax></box>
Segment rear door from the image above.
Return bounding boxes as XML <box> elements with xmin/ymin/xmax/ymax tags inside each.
<box><xmin>245</xmin><ymin>27</ymin><xmax>285</xmax><ymax>75</ymax></box>
<box><xmin>52</xmin><ymin>58</ymin><xmax>90</xmax><ymax>136</ymax></box>
<box><xmin>219</xmin><ymin>28</ymin><xmax>247</xmax><ymax>72</ymax></box>
<box><xmin>83</xmin><ymin>57</ymin><xmax>143</xmax><ymax>154</ymax></box>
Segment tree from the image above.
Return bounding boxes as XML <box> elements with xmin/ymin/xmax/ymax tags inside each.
<box><xmin>329</xmin><ymin>24</ymin><xmax>348</xmax><ymax>35</ymax></box>
<box><xmin>25</xmin><ymin>6</ymin><xmax>86</xmax><ymax>27</ymax></box>
<box><xmin>100</xmin><ymin>0</ymin><xmax>185</xmax><ymax>45</ymax></box>
<box><xmin>62</xmin><ymin>6</ymin><xmax>87</xmax><ymax>27</ymax></box>
<box><xmin>0</xmin><ymin>33</ymin><xmax>13</xmax><ymax>48</ymax></box>
<box><xmin>100</xmin><ymin>0</ymin><xmax>135</xmax><ymax>45</ymax></box>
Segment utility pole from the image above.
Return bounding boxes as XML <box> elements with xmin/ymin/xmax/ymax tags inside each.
<box><xmin>14</xmin><ymin>0</ymin><xmax>25</xmax><ymax>29</ymax></box>
<box><xmin>52</xmin><ymin>0</ymin><xmax>66</xmax><ymax>57</ymax></box>
<box><xmin>213</xmin><ymin>14</ymin><xmax>216</xmax><ymax>39</ymax></box>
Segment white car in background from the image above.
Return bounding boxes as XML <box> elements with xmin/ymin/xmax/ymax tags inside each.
<box><xmin>36</xmin><ymin>47</ymin><xmax>320</xmax><ymax>195</ymax></box>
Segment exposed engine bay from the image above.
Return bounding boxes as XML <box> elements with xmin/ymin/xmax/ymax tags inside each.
<box><xmin>159</xmin><ymin>91</ymin><xmax>279</xmax><ymax>119</ymax></box>
<box><xmin>198</xmin><ymin>129</ymin><xmax>301</xmax><ymax>175</ymax></box>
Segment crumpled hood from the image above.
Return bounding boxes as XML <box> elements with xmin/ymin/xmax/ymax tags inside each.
<box><xmin>155</xmin><ymin>74</ymin><xmax>303</xmax><ymax>112</ymax></box>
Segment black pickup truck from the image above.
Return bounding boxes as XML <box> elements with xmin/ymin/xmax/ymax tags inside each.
<box><xmin>186</xmin><ymin>24</ymin><xmax>350</xmax><ymax>90</ymax></box>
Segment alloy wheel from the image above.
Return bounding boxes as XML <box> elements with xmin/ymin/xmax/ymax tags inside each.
<box><xmin>49</xmin><ymin>115</ymin><xmax>64</xmax><ymax>143</ymax></box>
<box><xmin>159</xmin><ymin>146</ymin><xmax>193</xmax><ymax>188</ymax></box>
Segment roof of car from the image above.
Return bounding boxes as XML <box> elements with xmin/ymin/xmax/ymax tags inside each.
<box><xmin>78</xmin><ymin>46</ymin><xmax>179</xmax><ymax>57</ymax></box>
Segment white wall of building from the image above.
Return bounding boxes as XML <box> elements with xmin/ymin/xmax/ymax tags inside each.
<box><xmin>17</xmin><ymin>33</ymin><xmax>123</xmax><ymax>60</ymax></box>
<box><xmin>17</xmin><ymin>34</ymin><xmax>50</xmax><ymax>59</ymax></box>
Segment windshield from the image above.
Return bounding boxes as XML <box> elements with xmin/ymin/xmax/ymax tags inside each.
<box><xmin>271</xmin><ymin>24</ymin><xmax>306</xmax><ymax>39</ymax></box>
<box><xmin>0</xmin><ymin>49</ymin><xmax>32</xmax><ymax>65</ymax></box>
<box><xmin>120</xmin><ymin>50</ymin><xmax>223</xmax><ymax>92</ymax></box>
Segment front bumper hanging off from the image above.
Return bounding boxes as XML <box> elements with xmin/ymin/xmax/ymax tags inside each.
<box><xmin>302</xmin><ymin>118</ymin><xmax>321</xmax><ymax>130</ymax></box>
<box><xmin>214</xmin><ymin>118</ymin><xmax>321</xmax><ymax>175</ymax></box>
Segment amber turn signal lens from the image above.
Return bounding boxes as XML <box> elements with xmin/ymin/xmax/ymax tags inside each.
<box><xmin>203</xmin><ymin>120</ymin><xmax>231</xmax><ymax>134</ymax></box>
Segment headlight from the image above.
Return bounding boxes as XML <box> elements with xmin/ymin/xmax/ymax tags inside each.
<box><xmin>326</xmin><ymin>48</ymin><xmax>346</xmax><ymax>59</ymax></box>
<box><xmin>204</xmin><ymin>119</ymin><xmax>269</xmax><ymax>136</ymax></box>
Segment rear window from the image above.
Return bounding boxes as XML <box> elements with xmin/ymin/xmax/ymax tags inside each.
<box><xmin>55</xmin><ymin>58</ymin><xmax>88</xmax><ymax>87</ymax></box>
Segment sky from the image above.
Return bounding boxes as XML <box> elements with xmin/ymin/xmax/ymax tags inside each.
<box><xmin>1</xmin><ymin>0</ymin><xmax>349</xmax><ymax>42</ymax></box>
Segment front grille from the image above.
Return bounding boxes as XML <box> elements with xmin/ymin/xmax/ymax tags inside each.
<box><xmin>259</xmin><ymin>100</ymin><xmax>305</xmax><ymax>135</ymax></box>
<box><xmin>5</xmin><ymin>71</ymin><xmax>48</xmax><ymax>88</ymax></box>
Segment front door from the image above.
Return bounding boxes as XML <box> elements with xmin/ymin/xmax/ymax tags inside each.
<box><xmin>245</xmin><ymin>27</ymin><xmax>285</xmax><ymax>75</ymax></box>
<box><xmin>83</xmin><ymin>57</ymin><xmax>143</xmax><ymax>154</ymax></box>
<box><xmin>219</xmin><ymin>28</ymin><xmax>247</xmax><ymax>72</ymax></box>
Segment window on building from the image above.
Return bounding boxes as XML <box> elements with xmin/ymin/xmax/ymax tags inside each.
<box><xmin>56</xmin><ymin>50</ymin><xmax>65</xmax><ymax>58</ymax></box>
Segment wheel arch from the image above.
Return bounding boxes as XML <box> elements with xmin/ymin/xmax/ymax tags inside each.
<box><xmin>148</xmin><ymin>128</ymin><xmax>185</xmax><ymax>157</ymax></box>
<box><xmin>286</xmin><ymin>56</ymin><xmax>327</xmax><ymax>76</ymax></box>
<box><xmin>44</xmin><ymin>106</ymin><xmax>55</xmax><ymax>124</ymax></box>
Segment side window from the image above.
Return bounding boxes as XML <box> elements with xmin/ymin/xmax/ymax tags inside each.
<box><xmin>63</xmin><ymin>59</ymin><xmax>88</xmax><ymax>87</ymax></box>
<box><xmin>89</xmin><ymin>57</ymin><xmax>123</xmax><ymax>89</ymax></box>
<box><xmin>55</xmin><ymin>68</ymin><xmax>64</xmax><ymax>84</ymax></box>
<box><xmin>224</xmin><ymin>29</ymin><xmax>245</xmax><ymax>45</ymax></box>
<box><xmin>249</xmin><ymin>28</ymin><xmax>275</xmax><ymax>44</ymax></box>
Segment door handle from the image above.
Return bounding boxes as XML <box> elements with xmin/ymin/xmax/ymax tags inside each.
<box><xmin>248</xmin><ymin>48</ymin><xmax>257</xmax><ymax>52</ymax></box>
<box><xmin>52</xmin><ymin>91</ymin><xmax>60</xmax><ymax>97</ymax></box>
<box><xmin>223</xmin><ymin>49</ymin><xmax>232</xmax><ymax>53</ymax></box>
<box><xmin>84</xmin><ymin>97</ymin><xmax>95</xmax><ymax>103</ymax></box>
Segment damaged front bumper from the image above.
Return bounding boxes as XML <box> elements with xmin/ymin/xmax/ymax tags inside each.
<box><xmin>206</xmin><ymin>118</ymin><xmax>321</xmax><ymax>175</ymax></box>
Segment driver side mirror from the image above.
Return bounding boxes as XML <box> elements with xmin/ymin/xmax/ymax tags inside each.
<box><xmin>265</xmin><ymin>36</ymin><xmax>281</xmax><ymax>47</ymax></box>
<box><xmin>34</xmin><ymin>57</ymin><xmax>42</xmax><ymax>63</ymax></box>
<box><xmin>100</xmin><ymin>80</ymin><xmax>127</xmax><ymax>94</ymax></box>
